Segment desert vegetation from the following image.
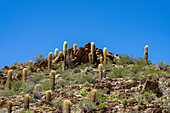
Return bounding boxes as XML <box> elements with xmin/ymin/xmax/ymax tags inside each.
<box><xmin>0</xmin><ymin>42</ymin><xmax>169</xmax><ymax>113</ymax></box>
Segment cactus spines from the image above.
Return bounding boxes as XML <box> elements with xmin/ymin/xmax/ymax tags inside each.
<box><xmin>88</xmin><ymin>53</ymin><xmax>92</xmax><ymax>64</ymax></box>
<box><xmin>103</xmin><ymin>47</ymin><xmax>107</xmax><ymax>64</ymax></box>
<box><xmin>24</xmin><ymin>94</ymin><xmax>30</xmax><ymax>110</ymax></box>
<box><xmin>6</xmin><ymin>70</ymin><xmax>13</xmax><ymax>89</ymax></box>
<box><xmin>36</xmin><ymin>68</ymin><xmax>40</xmax><ymax>73</ymax></box>
<box><xmin>91</xmin><ymin>42</ymin><xmax>95</xmax><ymax>64</ymax></box>
<box><xmin>144</xmin><ymin>45</ymin><xmax>148</xmax><ymax>64</ymax></box>
<box><xmin>100</xmin><ymin>56</ymin><xmax>103</xmax><ymax>64</ymax></box>
<box><xmin>46</xmin><ymin>90</ymin><xmax>52</xmax><ymax>102</ymax></box>
<box><xmin>90</xmin><ymin>89</ymin><xmax>97</xmax><ymax>102</ymax></box>
<box><xmin>22</xmin><ymin>68</ymin><xmax>28</xmax><ymax>82</ymax></box>
<box><xmin>73</xmin><ymin>43</ymin><xmax>77</xmax><ymax>55</ymax></box>
<box><xmin>62</xmin><ymin>99</ymin><xmax>71</xmax><ymax>113</ymax></box>
<box><xmin>48</xmin><ymin>52</ymin><xmax>53</xmax><ymax>73</ymax></box>
<box><xmin>50</xmin><ymin>70</ymin><xmax>56</xmax><ymax>90</ymax></box>
<box><xmin>62</xmin><ymin>41</ymin><xmax>67</xmax><ymax>71</ymax></box>
<box><xmin>54</xmin><ymin>48</ymin><xmax>58</xmax><ymax>57</ymax></box>
<box><xmin>98</xmin><ymin>64</ymin><xmax>103</xmax><ymax>79</ymax></box>
<box><xmin>7</xmin><ymin>100</ymin><xmax>12</xmax><ymax>113</ymax></box>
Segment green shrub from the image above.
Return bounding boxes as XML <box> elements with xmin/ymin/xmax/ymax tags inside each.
<box><xmin>98</xmin><ymin>103</ymin><xmax>107</xmax><ymax>109</ymax></box>
<box><xmin>55</xmin><ymin>85</ymin><xmax>62</xmax><ymax>89</ymax></box>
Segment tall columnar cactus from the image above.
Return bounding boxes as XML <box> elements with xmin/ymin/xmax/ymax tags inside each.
<box><xmin>7</xmin><ymin>100</ymin><xmax>12</xmax><ymax>113</ymax></box>
<box><xmin>90</xmin><ymin>89</ymin><xmax>97</xmax><ymax>102</ymax></box>
<box><xmin>48</xmin><ymin>52</ymin><xmax>53</xmax><ymax>73</ymax></box>
<box><xmin>88</xmin><ymin>53</ymin><xmax>92</xmax><ymax>64</ymax></box>
<box><xmin>103</xmin><ymin>47</ymin><xmax>107</xmax><ymax>64</ymax></box>
<box><xmin>36</xmin><ymin>68</ymin><xmax>40</xmax><ymax>73</ymax></box>
<box><xmin>91</xmin><ymin>42</ymin><xmax>95</xmax><ymax>64</ymax></box>
<box><xmin>22</xmin><ymin>68</ymin><xmax>28</xmax><ymax>83</ymax></box>
<box><xmin>62</xmin><ymin>99</ymin><xmax>71</xmax><ymax>113</ymax></box>
<box><xmin>98</xmin><ymin>64</ymin><xmax>103</xmax><ymax>80</ymax></box>
<box><xmin>100</xmin><ymin>56</ymin><xmax>103</xmax><ymax>64</ymax></box>
<box><xmin>50</xmin><ymin>70</ymin><xmax>56</xmax><ymax>90</ymax></box>
<box><xmin>54</xmin><ymin>48</ymin><xmax>58</xmax><ymax>57</ymax></box>
<box><xmin>24</xmin><ymin>94</ymin><xmax>30</xmax><ymax>110</ymax></box>
<box><xmin>144</xmin><ymin>45</ymin><xmax>148</xmax><ymax>64</ymax></box>
<box><xmin>46</xmin><ymin>90</ymin><xmax>52</xmax><ymax>102</ymax></box>
<box><xmin>73</xmin><ymin>43</ymin><xmax>77</xmax><ymax>55</ymax></box>
<box><xmin>62</xmin><ymin>41</ymin><xmax>67</xmax><ymax>71</ymax></box>
<box><xmin>6</xmin><ymin>70</ymin><xmax>13</xmax><ymax>89</ymax></box>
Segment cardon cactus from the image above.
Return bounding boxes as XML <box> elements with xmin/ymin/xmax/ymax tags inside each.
<box><xmin>46</xmin><ymin>90</ymin><xmax>52</xmax><ymax>102</ymax></box>
<box><xmin>62</xmin><ymin>41</ymin><xmax>67</xmax><ymax>71</ymax></box>
<box><xmin>98</xmin><ymin>64</ymin><xmax>103</xmax><ymax>79</ymax></box>
<box><xmin>6</xmin><ymin>70</ymin><xmax>13</xmax><ymax>89</ymax></box>
<box><xmin>7</xmin><ymin>100</ymin><xmax>12</xmax><ymax>113</ymax></box>
<box><xmin>91</xmin><ymin>42</ymin><xmax>95</xmax><ymax>64</ymax></box>
<box><xmin>103</xmin><ymin>47</ymin><xmax>107</xmax><ymax>64</ymax></box>
<box><xmin>62</xmin><ymin>99</ymin><xmax>71</xmax><ymax>113</ymax></box>
<box><xmin>36</xmin><ymin>68</ymin><xmax>40</xmax><ymax>73</ymax></box>
<box><xmin>24</xmin><ymin>94</ymin><xmax>30</xmax><ymax>110</ymax></box>
<box><xmin>88</xmin><ymin>53</ymin><xmax>92</xmax><ymax>64</ymax></box>
<box><xmin>147</xmin><ymin>74</ymin><xmax>152</xmax><ymax>80</ymax></box>
<box><xmin>22</xmin><ymin>68</ymin><xmax>28</xmax><ymax>82</ymax></box>
<box><xmin>54</xmin><ymin>48</ymin><xmax>58</xmax><ymax>57</ymax></box>
<box><xmin>144</xmin><ymin>45</ymin><xmax>148</xmax><ymax>64</ymax></box>
<box><xmin>73</xmin><ymin>43</ymin><xmax>77</xmax><ymax>55</ymax></box>
<box><xmin>50</xmin><ymin>70</ymin><xmax>56</xmax><ymax>90</ymax></box>
<box><xmin>100</xmin><ymin>56</ymin><xmax>103</xmax><ymax>64</ymax></box>
<box><xmin>48</xmin><ymin>52</ymin><xmax>53</xmax><ymax>73</ymax></box>
<box><xmin>90</xmin><ymin>89</ymin><xmax>97</xmax><ymax>102</ymax></box>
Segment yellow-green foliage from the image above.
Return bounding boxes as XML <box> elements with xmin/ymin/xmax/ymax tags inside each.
<box><xmin>144</xmin><ymin>45</ymin><xmax>148</xmax><ymax>64</ymax></box>
<box><xmin>88</xmin><ymin>53</ymin><xmax>92</xmax><ymax>64</ymax></box>
<box><xmin>90</xmin><ymin>89</ymin><xmax>97</xmax><ymax>102</ymax></box>
<box><xmin>54</xmin><ymin>48</ymin><xmax>58</xmax><ymax>56</ymax></box>
<box><xmin>73</xmin><ymin>43</ymin><xmax>77</xmax><ymax>55</ymax></box>
<box><xmin>50</xmin><ymin>70</ymin><xmax>56</xmax><ymax>90</ymax></box>
<box><xmin>98</xmin><ymin>64</ymin><xmax>103</xmax><ymax>79</ymax></box>
<box><xmin>91</xmin><ymin>42</ymin><xmax>95</xmax><ymax>64</ymax></box>
<box><xmin>46</xmin><ymin>90</ymin><xmax>52</xmax><ymax>102</ymax></box>
<box><xmin>7</xmin><ymin>100</ymin><xmax>12</xmax><ymax>113</ymax></box>
<box><xmin>6</xmin><ymin>70</ymin><xmax>13</xmax><ymax>89</ymax></box>
<box><xmin>22</xmin><ymin>68</ymin><xmax>28</xmax><ymax>82</ymax></box>
<box><xmin>62</xmin><ymin>99</ymin><xmax>71</xmax><ymax>113</ymax></box>
<box><xmin>24</xmin><ymin>94</ymin><xmax>30</xmax><ymax>110</ymax></box>
<box><xmin>48</xmin><ymin>52</ymin><xmax>53</xmax><ymax>73</ymax></box>
<box><xmin>103</xmin><ymin>47</ymin><xmax>107</xmax><ymax>64</ymax></box>
<box><xmin>62</xmin><ymin>41</ymin><xmax>67</xmax><ymax>71</ymax></box>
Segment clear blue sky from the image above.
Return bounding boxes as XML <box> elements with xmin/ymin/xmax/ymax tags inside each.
<box><xmin>0</xmin><ymin>0</ymin><xmax>169</xmax><ymax>68</ymax></box>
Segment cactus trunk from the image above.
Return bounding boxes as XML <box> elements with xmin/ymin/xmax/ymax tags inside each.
<box><xmin>24</xmin><ymin>94</ymin><xmax>30</xmax><ymax>110</ymax></box>
<box><xmin>6</xmin><ymin>70</ymin><xmax>13</xmax><ymax>89</ymax></box>
<box><xmin>22</xmin><ymin>68</ymin><xmax>28</xmax><ymax>83</ymax></box>
<box><xmin>98</xmin><ymin>64</ymin><xmax>103</xmax><ymax>80</ymax></box>
<box><xmin>103</xmin><ymin>47</ymin><xmax>107</xmax><ymax>64</ymax></box>
<box><xmin>90</xmin><ymin>89</ymin><xmax>97</xmax><ymax>102</ymax></box>
<box><xmin>62</xmin><ymin>41</ymin><xmax>67</xmax><ymax>71</ymax></box>
<box><xmin>91</xmin><ymin>42</ymin><xmax>95</xmax><ymax>64</ymax></box>
<box><xmin>50</xmin><ymin>70</ymin><xmax>56</xmax><ymax>90</ymax></box>
<box><xmin>48</xmin><ymin>52</ymin><xmax>53</xmax><ymax>73</ymax></box>
<box><xmin>62</xmin><ymin>99</ymin><xmax>71</xmax><ymax>113</ymax></box>
<box><xmin>7</xmin><ymin>100</ymin><xmax>12</xmax><ymax>113</ymax></box>
<box><xmin>46</xmin><ymin>90</ymin><xmax>52</xmax><ymax>102</ymax></box>
<box><xmin>144</xmin><ymin>45</ymin><xmax>148</xmax><ymax>64</ymax></box>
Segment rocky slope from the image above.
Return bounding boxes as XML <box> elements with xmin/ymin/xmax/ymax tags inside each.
<box><xmin>0</xmin><ymin>43</ymin><xmax>169</xmax><ymax>113</ymax></box>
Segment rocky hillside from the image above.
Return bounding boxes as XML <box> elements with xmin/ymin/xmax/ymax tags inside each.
<box><xmin>0</xmin><ymin>42</ymin><xmax>169</xmax><ymax>113</ymax></box>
